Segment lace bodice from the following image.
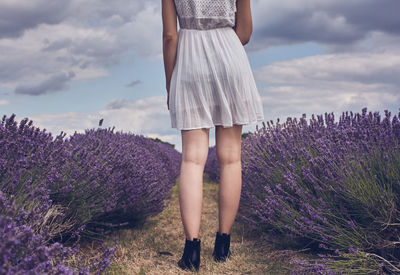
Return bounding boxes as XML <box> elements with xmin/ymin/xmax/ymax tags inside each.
<box><xmin>174</xmin><ymin>0</ymin><xmax>237</xmax><ymax>30</ymax></box>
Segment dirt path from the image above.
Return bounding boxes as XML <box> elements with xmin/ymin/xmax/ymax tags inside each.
<box><xmin>99</xmin><ymin>174</ymin><xmax>300</xmax><ymax>274</ymax></box>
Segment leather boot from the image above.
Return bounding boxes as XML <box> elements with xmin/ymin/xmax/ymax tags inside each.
<box><xmin>212</xmin><ymin>232</ymin><xmax>231</xmax><ymax>262</ymax></box>
<box><xmin>177</xmin><ymin>238</ymin><xmax>201</xmax><ymax>271</ymax></box>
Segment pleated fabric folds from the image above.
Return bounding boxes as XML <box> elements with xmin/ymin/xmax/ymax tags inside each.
<box><xmin>169</xmin><ymin>26</ymin><xmax>264</xmax><ymax>130</ymax></box>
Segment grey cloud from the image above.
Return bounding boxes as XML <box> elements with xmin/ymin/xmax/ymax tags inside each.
<box><xmin>126</xmin><ymin>80</ymin><xmax>142</xmax><ymax>87</ymax></box>
<box><xmin>14</xmin><ymin>71</ymin><xmax>75</xmax><ymax>95</ymax></box>
<box><xmin>251</xmin><ymin>0</ymin><xmax>400</xmax><ymax>50</ymax></box>
<box><xmin>68</xmin><ymin>37</ymin><xmax>123</xmax><ymax>67</ymax></box>
<box><xmin>42</xmin><ymin>33</ymin><xmax>126</xmax><ymax>69</ymax></box>
<box><xmin>0</xmin><ymin>1</ymin><xmax>72</xmax><ymax>39</ymax></box>
<box><xmin>254</xmin><ymin>51</ymin><xmax>400</xmax><ymax>87</ymax></box>
<box><xmin>105</xmin><ymin>99</ymin><xmax>128</xmax><ymax>110</ymax></box>
<box><xmin>0</xmin><ymin>52</ymin><xmax>58</xmax><ymax>84</ymax></box>
<box><xmin>67</xmin><ymin>0</ymin><xmax>149</xmax><ymax>26</ymax></box>
<box><xmin>42</xmin><ymin>38</ymin><xmax>73</xmax><ymax>52</ymax></box>
<box><xmin>339</xmin><ymin>1</ymin><xmax>400</xmax><ymax>35</ymax></box>
<box><xmin>0</xmin><ymin>1</ymin><xmax>161</xmax><ymax>95</ymax></box>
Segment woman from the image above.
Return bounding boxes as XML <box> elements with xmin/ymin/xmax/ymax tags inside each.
<box><xmin>162</xmin><ymin>0</ymin><xmax>264</xmax><ymax>271</ymax></box>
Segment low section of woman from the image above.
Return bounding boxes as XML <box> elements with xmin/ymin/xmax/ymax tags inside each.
<box><xmin>162</xmin><ymin>0</ymin><xmax>264</xmax><ymax>271</ymax></box>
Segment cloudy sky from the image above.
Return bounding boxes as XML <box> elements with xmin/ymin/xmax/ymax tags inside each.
<box><xmin>1</xmin><ymin>0</ymin><xmax>399</xmax><ymax>152</ymax></box>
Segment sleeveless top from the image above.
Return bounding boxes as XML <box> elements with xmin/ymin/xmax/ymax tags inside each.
<box><xmin>174</xmin><ymin>0</ymin><xmax>237</xmax><ymax>30</ymax></box>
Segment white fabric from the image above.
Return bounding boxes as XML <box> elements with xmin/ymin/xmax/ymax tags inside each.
<box><xmin>169</xmin><ymin>1</ymin><xmax>264</xmax><ymax>130</ymax></box>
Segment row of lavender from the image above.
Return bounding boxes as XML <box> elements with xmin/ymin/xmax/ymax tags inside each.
<box><xmin>206</xmin><ymin>107</ymin><xmax>400</xmax><ymax>274</ymax></box>
<box><xmin>205</xmin><ymin>145</ymin><xmax>219</xmax><ymax>183</ymax></box>
<box><xmin>0</xmin><ymin>114</ymin><xmax>181</xmax><ymax>274</ymax></box>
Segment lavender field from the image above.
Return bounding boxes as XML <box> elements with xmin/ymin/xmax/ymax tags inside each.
<box><xmin>2</xmin><ymin>107</ymin><xmax>400</xmax><ymax>274</ymax></box>
<box><xmin>207</xmin><ymin>107</ymin><xmax>400</xmax><ymax>274</ymax></box>
<box><xmin>0</xmin><ymin>114</ymin><xmax>181</xmax><ymax>274</ymax></box>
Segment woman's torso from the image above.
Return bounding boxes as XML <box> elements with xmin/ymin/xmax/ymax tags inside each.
<box><xmin>174</xmin><ymin>0</ymin><xmax>237</xmax><ymax>30</ymax></box>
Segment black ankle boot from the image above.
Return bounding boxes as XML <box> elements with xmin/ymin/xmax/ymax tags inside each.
<box><xmin>177</xmin><ymin>238</ymin><xmax>201</xmax><ymax>271</ymax></box>
<box><xmin>212</xmin><ymin>232</ymin><xmax>231</xmax><ymax>262</ymax></box>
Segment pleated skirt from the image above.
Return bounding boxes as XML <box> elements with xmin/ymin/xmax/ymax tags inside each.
<box><xmin>168</xmin><ymin>26</ymin><xmax>264</xmax><ymax>130</ymax></box>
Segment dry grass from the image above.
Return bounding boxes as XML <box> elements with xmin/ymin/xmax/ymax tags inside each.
<box><xmin>80</xmin><ymin>174</ymin><xmax>307</xmax><ymax>274</ymax></box>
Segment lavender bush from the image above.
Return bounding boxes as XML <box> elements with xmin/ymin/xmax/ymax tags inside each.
<box><xmin>0</xmin><ymin>114</ymin><xmax>75</xmax><ymax>241</ymax></box>
<box><xmin>237</xmin><ymin>107</ymin><xmax>400</xmax><ymax>274</ymax></box>
<box><xmin>1</xmin><ymin>113</ymin><xmax>180</xmax><ymax>273</ymax></box>
<box><xmin>205</xmin><ymin>146</ymin><xmax>220</xmax><ymax>182</ymax></box>
<box><xmin>0</xmin><ymin>190</ymin><xmax>117</xmax><ymax>274</ymax></box>
<box><xmin>0</xmin><ymin>114</ymin><xmax>116</xmax><ymax>274</ymax></box>
<box><xmin>51</xmin><ymin>127</ymin><xmax>180</xmax><ymax>239</ymax></box>
<box><xmin>0</xmin><ymin>190</ymin><xmax>82</xmax><ymax>274</ymax></box>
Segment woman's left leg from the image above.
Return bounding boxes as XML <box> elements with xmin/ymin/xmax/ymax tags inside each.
<box><xmin>215</xmin><ymin>124</ymin><xmax>243</xmax><ymax>235</ymax></box>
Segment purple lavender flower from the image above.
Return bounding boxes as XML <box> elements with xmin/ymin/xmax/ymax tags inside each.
<box><xmin>237</xmin><ymin>107</ymin><xmax>400</xmax><ymax>273</ymax></box>
<box><xmin>348</xmin><ymin>247</ymin><xmax>357</xmax><ymax>254</ymax></box>
<box><xmin>1</xmin><ymin>114</ymin><xmax>180</xmax><ymax>273</ymax></box>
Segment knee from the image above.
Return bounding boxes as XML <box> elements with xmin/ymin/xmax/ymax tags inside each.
<box><xmin>217</xmin><ymin>146</ymin><xmax>241</xmax><ymax>166</ymax></box>
<box><xmin>182</xmin><ymin>147</ymin><xmax>208</xmax><ymax>166</ymax></box>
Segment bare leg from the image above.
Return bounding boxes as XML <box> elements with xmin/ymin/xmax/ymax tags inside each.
<box><xmin>179</xmin><ymin>128</ymin><xmax>210</xmax><ymax>241</ymax></box>
<box><xmin>215</xmin><ymin>124</ymin><xmax>243</xmax><ymax>235</ymax></box>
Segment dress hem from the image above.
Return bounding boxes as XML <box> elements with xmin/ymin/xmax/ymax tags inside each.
<box><xmin>172</xmin><ymin>118</ymin><xmax>264</xmax><ymax>131</ymax></box>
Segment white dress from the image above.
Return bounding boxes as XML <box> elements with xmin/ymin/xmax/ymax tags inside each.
<box><xmin>169</xmin><ymin>0</ymin><xmax>264</xmax><ymax>130</ymax></box>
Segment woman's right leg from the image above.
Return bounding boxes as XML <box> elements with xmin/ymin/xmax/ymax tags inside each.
<box><xmin>179</xmin><ymin>128</ymin><xmax>210</xmax><ymax>241</ymax></box>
